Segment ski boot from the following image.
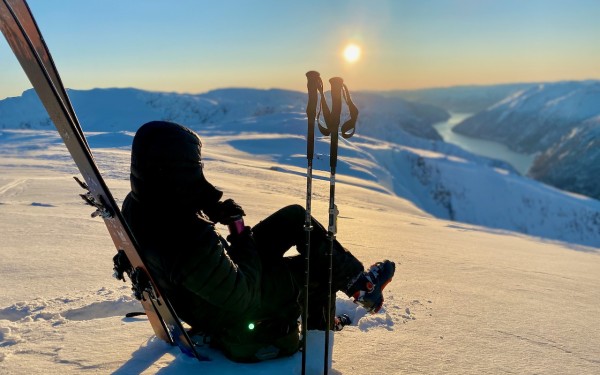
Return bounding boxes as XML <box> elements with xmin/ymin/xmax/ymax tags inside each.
<box><xmin>334</xmin><ymin>314</ymin><xmax>352</xmax><ymax>331</ymax></box>
<box><xmin>347</xmin><ymin>260</ymin><xmax>395</xmax><ymax>313</ymax></box>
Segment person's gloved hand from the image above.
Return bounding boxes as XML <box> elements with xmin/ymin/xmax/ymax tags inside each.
<box><xmin>226</xmin><ymin>225</ymin><xmax>257</xmax><ymax>262</ymax></box>
<box><xmin>203</xmin><ymin>198</ymin><xmax>245</xmax><ymax>225</ymax></box>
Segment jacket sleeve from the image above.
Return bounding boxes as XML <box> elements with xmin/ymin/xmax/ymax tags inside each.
<box><xmin>170</xmin><ymin>223</ymin><xmax>262</xmax><ymax>314</ymax></box>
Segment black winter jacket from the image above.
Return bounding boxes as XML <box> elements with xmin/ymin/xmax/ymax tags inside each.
<box><xmin>122</xmin><ymin>192</ymin><xmax>264</xmax><ymax>334</ymax></box>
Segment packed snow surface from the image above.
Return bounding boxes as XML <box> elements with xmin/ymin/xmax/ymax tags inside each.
<box><xmin>0</xmin><ymin>87</ymin><xmax>599</xmax><ymax>374</ymax></box>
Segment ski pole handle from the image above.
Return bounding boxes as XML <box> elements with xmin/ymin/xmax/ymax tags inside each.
<box><xmin>306</xmin><ymin>71</ymin><xmax>320</xmax><ymax>161</ymax></box>
<box><xmin>328</xmin><ymin>77</ymin><xmax>344</xmax><ymax>129</ymax></box>
<box><xmin>328</xmin><ymin>77</ymin><xmax>344</xmax><ymax>169</ymax></box>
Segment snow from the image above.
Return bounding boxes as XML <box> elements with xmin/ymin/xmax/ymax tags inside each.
<box><xmin>0</xmin><ymin>89</ymin><xmax>599</xmax><ymax>374</ymax></box>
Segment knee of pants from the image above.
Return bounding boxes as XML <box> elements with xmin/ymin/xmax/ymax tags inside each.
<box><xmin>283</xmin><ymin>204</ymin><xmax>305</xmax><ymax>217</ymax></box>
<box><xmin>278</xmin><ymin>204</ymin><xmax>306</xmax><ymax>225</ymax></box>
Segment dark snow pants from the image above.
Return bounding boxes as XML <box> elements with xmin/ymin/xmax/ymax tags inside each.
<box><xmin>251</xmin><ymin>204</ymin><xmax>364</xmax><ymax>330</ymax></box>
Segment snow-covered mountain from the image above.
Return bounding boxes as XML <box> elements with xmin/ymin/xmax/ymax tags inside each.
<box><xmin>348</xmin><ymin>92</ymin><xmax>447</xmax><ymax>141</ymax></box>
<box><xmin>454</xmin><ymin>81</ymin><xmax>600</xmax><ymax>153</ymax></box>
<box><xmin>383</xmin><ymin>83</ymin><xmax>535</xmax><ymax>113</ymax></box>
<box><xmin>1</xmin><ymin>87</ymin><xmax>599</xmax><ymax>247</ymax></box>
<box><xmin>0</xmin><ymin>87</ymin><xmax>447</xmax><ymax>142</ymax></box>
<box><xmin>529</xmin><ymin>116</ymin><xmax>600</xmax><ymax>200</ymax></box>
<box><xmin>452</xmin><ymin>81</ymin><xmax>600</xmax><ymax>199</ymax></box>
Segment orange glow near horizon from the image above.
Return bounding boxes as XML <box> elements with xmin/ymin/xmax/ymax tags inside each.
<box><xmin>1</xmin><ymin>1</ymin><xmax>599</xmax><ymax>99</ymax></box>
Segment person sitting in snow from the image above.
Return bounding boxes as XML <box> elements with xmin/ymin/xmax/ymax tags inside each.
<box><xmin>121</xmin><ymin>120</ymin><xmax>395</xmax><ymax>362</ymax></box>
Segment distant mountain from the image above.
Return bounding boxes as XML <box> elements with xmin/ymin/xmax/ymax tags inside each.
<box><xmin>381</xmin><ymin>83</ymin><xmax>535</xmax><ymax>113</ymax></box>
<box><xmin>0</xmin><ymin>87</ymin><xmax>448</xmax><ymax>142</ymax></box>
<box><xmin>529</xmin><ymin>116</ymin><xmax>600</xmax><ymax>200</ymax></box>
<box><xmin>349</xmin><ymin>92</ymin><xmax>447</xmax><ymax>141</ymax></box>
<box><xmin>453</xmin><ymin>81</ymin><xmax>600</xmax><ymax>153</ymax></box>
<box><xmin>450</xmin><ymin>81</ymin><xmax>600</xmax><ymax>199</ymax></box>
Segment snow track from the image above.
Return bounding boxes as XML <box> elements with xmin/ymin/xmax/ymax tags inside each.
<box><xmin>0</xmin><ymin>178</ymin><xmax>27</xmax><ymax>198</ymax></box>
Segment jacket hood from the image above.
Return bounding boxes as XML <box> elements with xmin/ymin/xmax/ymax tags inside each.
<box><xmin>130</xmin><ymin>121</ymin><xmax>223</xmax><ymax>210</ymax></box>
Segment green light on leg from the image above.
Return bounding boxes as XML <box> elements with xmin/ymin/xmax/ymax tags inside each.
<box><xmin>248</xmin><ymin>323</ymin><xmax>255</xmax><ymax>330</ymax></box>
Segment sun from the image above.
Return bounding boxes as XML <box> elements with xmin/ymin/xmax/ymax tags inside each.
<box><xmin>343</xmin><ymin>43</ymin><xmax>361</xmax><ymax>63</ymax></box>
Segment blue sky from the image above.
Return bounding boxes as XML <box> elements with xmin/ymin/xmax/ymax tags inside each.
<box><xmin>1</xmin><ymin>0</ymin><xmax>599</xmax><ymax>99</ymax></box>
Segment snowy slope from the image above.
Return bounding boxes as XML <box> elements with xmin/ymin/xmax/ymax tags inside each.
<box><xmin>0</xmin><ymin>133</ymin><xmax>599</xmax><ymax>374</ymax></box>
<box><xmin>354</xmin><ymin>135</ymin><xmax>600</xmax><ymax>247</ymax></box>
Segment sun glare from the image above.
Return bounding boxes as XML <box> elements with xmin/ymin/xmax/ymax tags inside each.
<box><xmin>343</xmin><ymin>43</ymin><xmax>361</xmax><ymax>63</ymax></box>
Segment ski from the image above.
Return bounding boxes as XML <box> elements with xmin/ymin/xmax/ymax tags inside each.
<box><xmin>0</xmin><ymin>0</ymin><xmax>207</xmax><ymax>361</ymax></box>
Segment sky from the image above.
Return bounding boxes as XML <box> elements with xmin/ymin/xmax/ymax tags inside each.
<box><xmin>1</xmin><ymin>0</ymin><xmax>599</xmax><ymax>99</ymax></box>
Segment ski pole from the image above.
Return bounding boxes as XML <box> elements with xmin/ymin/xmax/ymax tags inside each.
<box><xmin>322</xmin><ymin>76</ymin><xmax>344</xmax><ymax>375</ymax></box>
<box><xmin>302</xmin><ymin>70</ymin><xmax>321</xmax><ymax>375</ymax></box>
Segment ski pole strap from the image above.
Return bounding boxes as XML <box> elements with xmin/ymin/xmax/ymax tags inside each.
<box><xmin>328</xmin><ymin>77</ymin><xmax>344</xmax><ymax>126</ymax></box>
<box><xmin>317</xmin><ymin>82</ymin><xmax>331</xmax><ymax>137</ymax></box>
<box><xmin>340</xmin><ymin>84</ymin><xmax>358</xmax><ymax>139</ymax></box>
<box><xmin>317</xmin><ymin>78</ymin><xmax>358</xmax><ymax>139</ymax></box>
